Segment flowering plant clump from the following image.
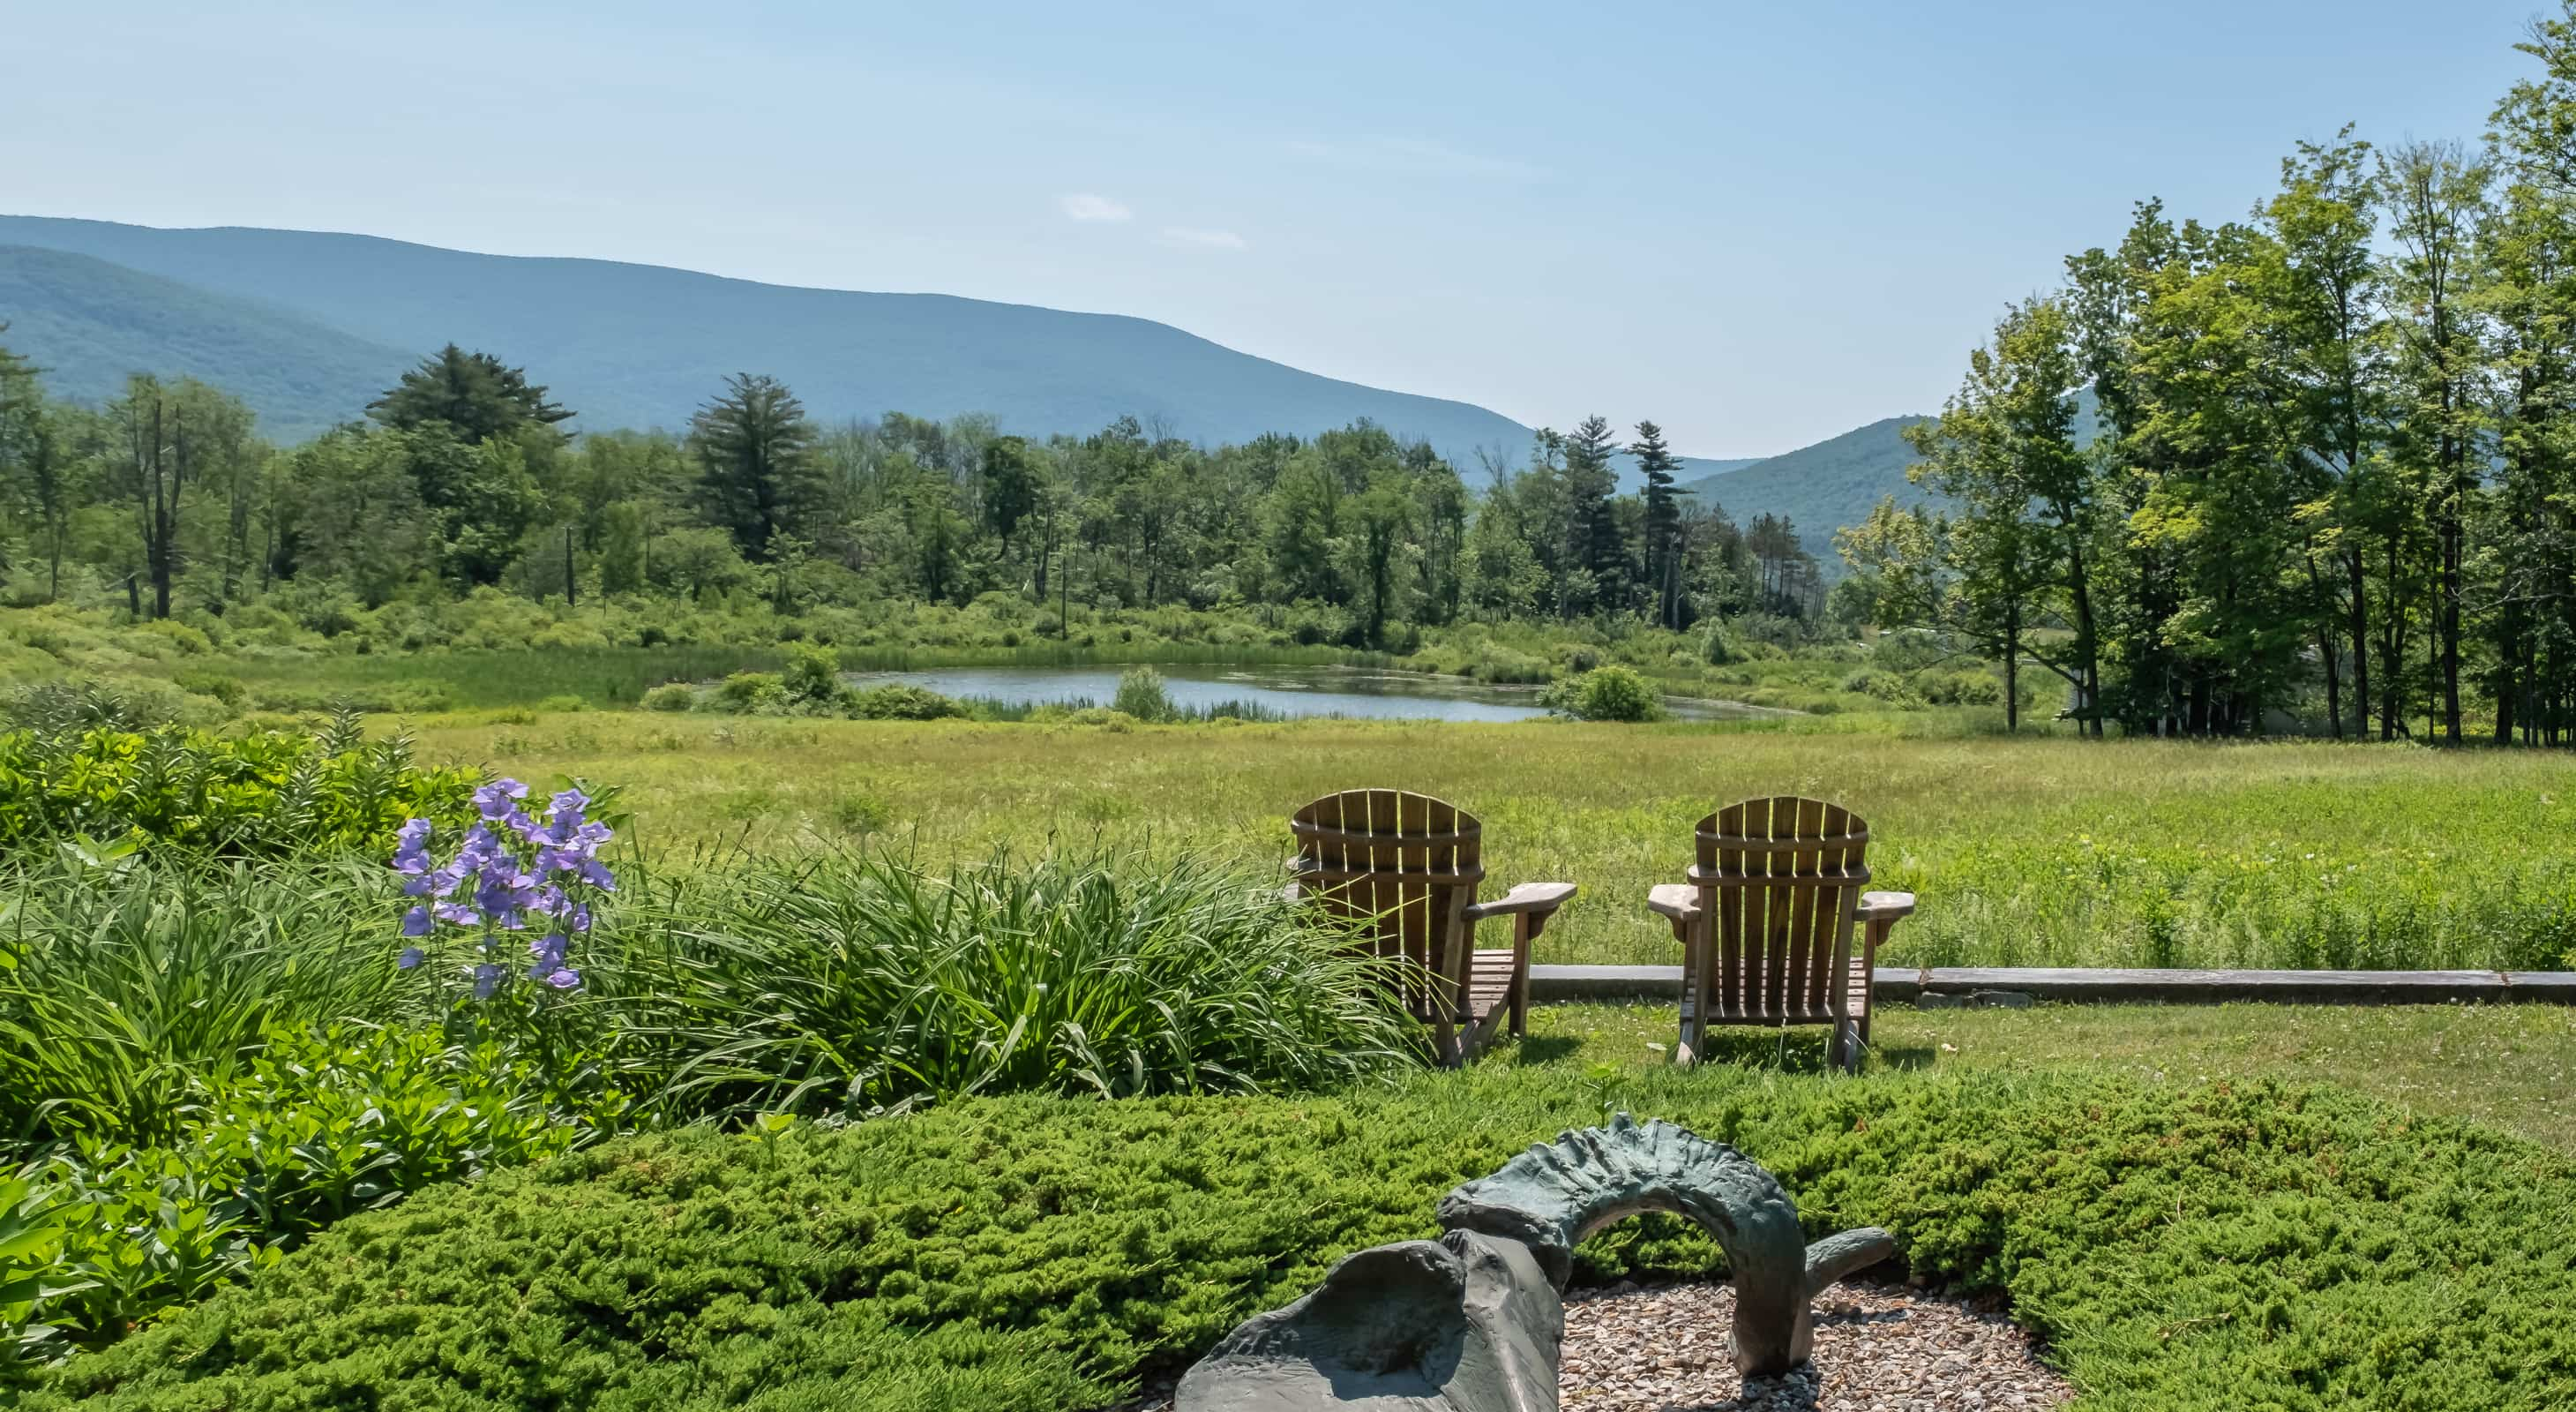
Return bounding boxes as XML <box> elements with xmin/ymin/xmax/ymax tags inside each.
<box><xmin>392</xmin><ymin>777</ymin><xmax>615</xmax><ymax>1005</ymax></box>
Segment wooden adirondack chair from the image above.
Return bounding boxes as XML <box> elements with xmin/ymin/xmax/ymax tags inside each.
<box><xmin>1645</xmin><ymin>796</ymin><xmax>1915</xmax><ymax>1072</ymax></box>
<box><xmin>1288</xmin><ymin>789</ymin><xmax>1576</xmax><ymax>1063</ymax></box>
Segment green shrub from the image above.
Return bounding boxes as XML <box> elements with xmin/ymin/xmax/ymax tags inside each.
<box><xmin>1839</xmin><ymin>668</ymin><xmax>1923</xmax><ymax>707</ymax></box>
<box><xmin>0</xmin><ymin>1178</ymin><xmax>84</xmax><ymax>1381</ymax></box>
<box><xmin>0</xmin><ymin>712</ymin><xmax>480</xmax><ymax>859</ymax></box>
<box><xmin>606</xmin><ymin>851</ymin><xmax>1422</xmax><ymax>1121</ymax></box>
<box><xmin>1541</xmin><ymin>665</ymin><xmax>1665</xmax><ymax>722</ymax></box>
<box><xmin>1074</xmin><ymin>706</ymin><xmax>1139</xmax><ymax>730</ymax></box>
<box><xmin>133</xmin><ymin>620</ymin><xmax>213</xmax><ymax>657</ymax></box>
<box><xmin>640</xmin><ymin>682</ymin><xmax>698</xmax><ymax>712</ymax></box>
<box><xmin>169</xmin><ymin>670</ymin><xmax>245</xmax><ymax>707</ymax></box>
<box><xmin>783</xmin><ymin>642</ymin><xmax>842</xmax><ymax>702</ymax></box>
<box><xmin>1735</xmin><ymin>612</ymin><xmax>1808</xmax><ymax>650</ymax></box>
<box><xmin>247</xmin><ymin>682</ymin><xmax>460</xmax><ymax>715</ymax></box>
<box><xmin>712</xmin><ymin>671</ymin><xmax>790</xmax><ymax>714</ymax></box>
<box><xmin>11</xmin><ymin>1023</ymin><xmax>623</xmax><ymax>1365</ymax></box>
<box><xmin>838</xmin><ymin>684</ymin><xmax>968</xmax><ymax>721</ymax></box>
<box><xmin>825</xmin><ymin>792</ymin><xmax>897</xmax><ymax>836</ymax></box>
<box><xmin>29</xmin><ymin>1072</ymin><xmax>2576</xmax><ymax>1410</ymax></box>
<box><xmin>535</xmin><ymin>693</ymin><xmax>591</xmax><ymax>713</ymax></box>
<box><xmin>1916</xmin><ymin>669</ymin><xmax>2003</xmax><ymax>706</ymax></box>
<box><xmin>2</xmin><ymin>680</ymin><xmax>180</xmax><ymax>733</ymax></box>
<box><xmin>1111</xmin><ymin>665</ymin><xmax>1175</xmax><ymax>722</ymax></box>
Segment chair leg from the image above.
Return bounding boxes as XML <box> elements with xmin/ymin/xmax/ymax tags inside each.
<box><xmin>1670</xmin><ymin>911</ymin><xmax>1699</xmax><ymax>1065</ymax></box>
<box><xmin>1857</xmin><ymin>919</ymin><xmax>1888</xmax><ymax>1048</ymax></box>
<box><xmin>1460</xmin><ymin>1003</ymin><xmax>1507</xmax><ymax>1064</ymax></box>
<box><xmin>1509</xmin><ymin>913</ymin><xmax>1533</xmax><ymax>1040</ymax></box>
<box><xmin>1430</xmin><ymin>1013</ymin><xmax>1460</xmax><ymax>1068</ymax></box>
<box><xmin>1830</xmin><ymin>1018</ymin><xmax>1861</xmax><ymax>1075</ymax></box>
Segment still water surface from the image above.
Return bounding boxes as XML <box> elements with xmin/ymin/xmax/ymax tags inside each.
<box><xmin>842</xmin><ymin>665</ymin><xmax>1778</xmax><ymax>723</ymax></box>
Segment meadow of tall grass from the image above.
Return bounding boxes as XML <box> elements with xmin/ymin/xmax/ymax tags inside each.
<box><xmin>393</xmin><ymin>711</ymin><xmax>2576</xmax><ymax>971</ymax></box>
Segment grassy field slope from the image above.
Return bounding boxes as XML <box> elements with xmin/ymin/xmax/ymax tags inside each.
<box><xmin>400</xmin><ymin>710</ymin><xmax>2576</xmax><ymax>970</ymax></box>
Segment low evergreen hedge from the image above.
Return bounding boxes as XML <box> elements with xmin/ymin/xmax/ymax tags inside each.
<box><xmin>29</xmin><ymin>1066</ymin><xmax>2576</xmax><ymax>1410</ymax></box>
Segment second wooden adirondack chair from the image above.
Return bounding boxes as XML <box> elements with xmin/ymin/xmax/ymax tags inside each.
<box><xmin>1645</xmin><ymin>796</ymin><xmax>1915</xmax><ymax>1072</ymax></box>
<box><xmin>1288</xmin><ymin>789</ymin><xmax>1576</xmax><ymax>1063</ymax></box>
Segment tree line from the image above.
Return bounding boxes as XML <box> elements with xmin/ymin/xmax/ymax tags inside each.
<box><xmin>0</xmin><ymin>342</ymin><xmax>1830</xmax><ymax>651</ymax></box>
<box><xmin>1842</xmin><ymin>8</ymin><xmax>2576</xmax><ymax>746</ymax></box>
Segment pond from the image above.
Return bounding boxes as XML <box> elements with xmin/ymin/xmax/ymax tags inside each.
<box><xmin>840</xmin><ymin>665</ymin><xmax>1783</xmax><ymax>723</ymax></box>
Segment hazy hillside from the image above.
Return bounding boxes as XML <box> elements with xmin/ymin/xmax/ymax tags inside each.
<box><xmin>1681</xmin><ymin>415</ymin><xmax>1934</xmax><ymax>567</ymax></box>
<box><xmin>0</xmin><ymin>244</ymin><xmax>411</xmax><ymax>442</ymax></box>
<box><xmin>0</xmin><ymin>216</ymin><xmax>1754</xmax><ymax>486</ymax></box>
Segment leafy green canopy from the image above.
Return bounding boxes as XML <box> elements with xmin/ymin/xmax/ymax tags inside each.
<box><xmin>26</xmin><ymin>1070</ymin><xmax>2574</xmax><ymax>1411</ymax></box>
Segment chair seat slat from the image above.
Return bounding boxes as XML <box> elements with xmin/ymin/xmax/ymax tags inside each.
<box><xmin>1694</xmin><ymin>830</ymin><xmax>1870</xmax><ymax>852</ymax></box>
<box><xmin>1291</xmin><ymin>822</ymin><xmax>1478</xmax><ymax>848</ymax></box>
<box><xmin>1292</xmin><ymin>864</ymin><xmax>1488</xmax><ymax>884</ymax></box>
<box><xmin>1687</xmin><ymin>864</ymin><xmax>1872</xmax><ymax>888</ymax></box>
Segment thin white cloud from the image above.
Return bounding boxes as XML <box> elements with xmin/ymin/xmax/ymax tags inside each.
<box><xmin>1059</xmin><ymin>192</ymin><xmax>1133</xmax><ymax>222</ymax></box>
<box><xmin>1160</xmin><ymin>226</ymin><xmax>1247</xmax><ymax>251</ymax></box>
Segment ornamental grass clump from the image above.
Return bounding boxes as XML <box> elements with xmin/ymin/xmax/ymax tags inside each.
<box><xmin>612</xmin><ymin>850</ymin><xmax>1422</xmax><ymax>1119</ymax></box>
<box><xmin>0</xmin><ymin>852</ymin><xmax>405</xmax><ymax>1148</ymax></box>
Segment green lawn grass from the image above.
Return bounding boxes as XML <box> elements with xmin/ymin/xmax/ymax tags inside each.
<box><xmin>400</xmin><ymin>710</ymin><xmax>2576</xmax><ymax>970</ymax></box>
<box><xmin>1534</xmin><ymin>1001</ymin><xmax>2576</xmax><ymax>1151</ymax></box>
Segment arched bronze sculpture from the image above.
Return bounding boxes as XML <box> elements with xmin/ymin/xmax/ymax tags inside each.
<box><xmin>1177</xmin><ymin>1115</ymin><xmax>1894</xmax><ymax>1411</ymax></box>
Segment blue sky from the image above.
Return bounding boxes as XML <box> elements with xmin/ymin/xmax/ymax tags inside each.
<box><xmin>0</xmin><ymin>0</ymin><xmax>2550</xmax><ymax>455</ymax></box>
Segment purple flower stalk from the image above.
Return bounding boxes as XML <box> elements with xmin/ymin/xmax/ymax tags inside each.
<box><xmin>391</xmin><ymin>787</ymin><xmax>616</xmax><ymax>1003</ymax></box>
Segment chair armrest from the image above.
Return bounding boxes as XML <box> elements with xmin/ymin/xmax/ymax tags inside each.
<box><xmin>1461</xmin><ymin>882</ymin><xmax>1576</xmax><ymax>923</ymax></box>
<box><xmin>1646</xmin><ymin>882</ymin><xmax>1702</xmax><ymax>923</ymax></box>
<box><xmin>1857</xmin><ymin>890</ymin><xmax>1916</xmax><ymax>922</ymax></box>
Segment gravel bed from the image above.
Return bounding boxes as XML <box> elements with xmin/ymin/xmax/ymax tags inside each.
<box><xmin>1101</xmin><ymin>1277</ymin><xmax>2067</xmax><ymax>1412</ymax></box>
<box><xmin>1561</xmin><ymin>1278</ymin><xmax>2070</xmax><ymax>1412</ymax></box>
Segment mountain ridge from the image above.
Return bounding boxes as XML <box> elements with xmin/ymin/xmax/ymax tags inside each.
<box><xmin>0</xmin><ymin>216</ymin><xmax>1925</xmax><ymax>538</ymax></box>
<box><xmin>0</xmin><ymin>244</ymin><xmax>415</xmax><ymax>442</ymax></box>
<box><xmin>1</xmin><ymin>216</ymin><xmax>1764</xmax><ymax>484</ymax></box>
<box><xmin>1678</xmin><ymin>414</ymin><xmax>1934</xmax><ymax>550</ymax></box>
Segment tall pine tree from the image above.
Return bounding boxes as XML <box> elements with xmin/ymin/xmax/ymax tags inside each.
<box><xmin>1631</xmin><ymin>420</ymin><xmax>1688</xmax><ymax>627</ymax></box>
<box><xmin>1561</xmin><ymin>414</ymin><xmax>1623</xmax><ymax>616</ymax></box>
<box><xmin>690</xmin><ymin>373</ymin><xmax>821</xmax><ymax>561</ymax></box>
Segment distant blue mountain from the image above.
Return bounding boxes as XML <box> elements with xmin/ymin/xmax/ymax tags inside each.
<box><xmin>0</xmin><ymin>215</ymin><xmax>1760</xmax><ymax>490</ymax></box>
<box><xmin>1679</xmin><ymin>415</ymin><xmax>1936</xmax><ymax>558</ymax></box>
<box><xmin>0</xmin><ymin>244</ymin><xmax>413</xmax><ymax>442</ymax></box>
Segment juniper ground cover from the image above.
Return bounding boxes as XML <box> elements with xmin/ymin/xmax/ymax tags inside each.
<box><xmin>26</xmin><ymin>1025</ymin><xmax>2576</xmax><ymax>1412</ymax></box>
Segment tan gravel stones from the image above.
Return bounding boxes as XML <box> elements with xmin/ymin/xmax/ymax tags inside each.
<box><xmin>1557</xmin><ymin>1280</ymin><xmax>2069</xmax><ymax>1412</ymax></box>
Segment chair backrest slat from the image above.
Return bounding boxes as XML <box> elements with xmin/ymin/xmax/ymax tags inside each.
<box><xmin>1693</xmin><ymin>795</ymin><xmax>1868</xmax><ymax>1022</ymax></box>
<box><xmin>1292</xmin><ymin>789</ymin><xmax>1483</xmax><ymax>1019</ymax></box>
